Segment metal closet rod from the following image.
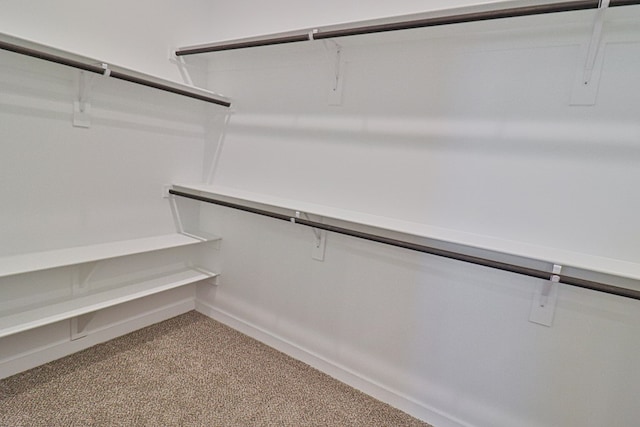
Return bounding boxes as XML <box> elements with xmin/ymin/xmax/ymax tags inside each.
<box><xmin>0</xmin><ymin>39</ymin><xmax>231</xmax><ymax>107</ymax></box>
<box><xmin>176</xmin><ymin>0</ymin><xmax>640</xmax><ymax>55</ymax></box>
<box><xmin>169</xmin><ymin>189</ymin><xmax>640</xmax><ymax>302</ymax></box>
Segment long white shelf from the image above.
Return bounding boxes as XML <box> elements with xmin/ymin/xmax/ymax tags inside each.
<box><xmin>0</xmin><ymin>233</ymin><xmax>218</xmax><ymax>279</ymax></box>
<box><xmin>0</xmin><ymin>32</ymin><xmax>230</xmax><ymax>107</ymax></box>
<box><xmin>0</xmin><ymin>267</ymin><xmax>217</xmax><ymax>339</ymax></box>
<box><xmin>173</xmin><ymin>183</ymin><xmax>640</xmax><ymax>283</ymax></box>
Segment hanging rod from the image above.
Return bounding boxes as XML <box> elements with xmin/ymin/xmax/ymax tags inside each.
<box><xmin>0</xmin><ymin>34</ymin><xmax>231</xmax><ymax>107</ymax></box>
<box><xmin>176</xmin><ymin>0</ymin><xmax>640</xmax><ymax>55</ymax></box>
<box><xmin>169</xmin><ymin>189</ymin><xmax>640</xmax><ymax>302</ymax></box>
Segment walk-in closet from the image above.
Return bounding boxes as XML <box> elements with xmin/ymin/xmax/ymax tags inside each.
<box><xmin>2</xmin><ymin>1</ymin><xmax>640</xmax><ymax>426</ymax></box>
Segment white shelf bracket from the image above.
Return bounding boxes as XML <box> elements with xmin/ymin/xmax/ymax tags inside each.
<box><xmin>70</xmin><ymin>259</ymin><xmax>103</xmax><ymax>339</ymax></box>
<box><xmin>312</xmin><ymin>230</ymin><xmax>327</xmax><ymax>261</ymax></box>
<box><xmin>169</xmin><ymin>191</ymin><xmax>185</xmax><ymax>235</ymax></box>
<box><xmin>73</xmin><ymin>64</ymin><xmax>111</xmax><ymax>128</ymax></box>
<box><xmin>205</xmin><ymin>114</ymin><xmax>232</xmax><ymax>185</ymax></box>
<box><xmin>71</xmin><ymin>262</ymin><xmax>98</xmax><ymax>296</ymax></box>
<box><xmin>529</xmin><ymin>264</ymin><xmax>562</xmax><ymax>327</ymax></box>
<box><xmin>570</xmin><ymin>0</ymin><xmax>609</xmax><ymax>106</ymax></box>
<box><xmin>73</xmin><ymin>70</ymin><xmax>93</xmax><ymax>128</ymax></box>
<box><xmin>297</xmin><ymin>211</ymin><xmax>327</xmax><ymax>261</ymax></box>
<box><xmin>322</xmin><ymin>40</ymin><xmax>346</xmax><ymax>106</ymax></box>
<box><xmin>71</xmin><ymin>313</ymin><xmax>96</xmax><ymax>340</ymax></box>
<box><xmin>168</xmin><ymin>46</ymin><xmax>195</xmax><ymax>86</ymax></box>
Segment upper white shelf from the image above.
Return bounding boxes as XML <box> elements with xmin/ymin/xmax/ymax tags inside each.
<box><xmin>175</xmin><ymin>0</ymin><xmax>614</xmax><ymax>56</ymax></box>
<box><xmin>173</xmin><ymin>183</ymin><xmax>640</xmax><ymax>283</ymax></box>
<box><xmin>0</xmin><ymin>233</ymin><xmax>219</xmax><ymax>279</ymax></box>
<box><xmin>0</xmin><ymin>32</ymin><xmax>230</xmax><ymax>107</ymax></box>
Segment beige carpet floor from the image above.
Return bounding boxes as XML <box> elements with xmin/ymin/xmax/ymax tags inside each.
<box><xmin>0</xmin><ymin>311</ymin><xmax>430</xmax><ymax>426</ymax></box>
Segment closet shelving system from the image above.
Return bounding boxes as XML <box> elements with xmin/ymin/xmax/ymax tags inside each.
<box><xmin>0</xmin><ymin>33</ymin><xmax>229</xmax><ymax>339</ymax></box>
<box><xmin>2</xmin><ymin>0</ymin><xmax>640</xmax><ymax>341</ymax></box>
<box><xmin>170</xmin><ymin>0</ymin><xmax>640</xmax><ymax>303</ymax></box>
<box><xmin>0</xmin><ymin>234</ymin><xmax>220</xmax><ymax>339</ymax></box>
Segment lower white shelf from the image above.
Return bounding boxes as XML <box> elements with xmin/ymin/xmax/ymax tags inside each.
<box><xmin>0</xmin><ymin>267</ymin><xmax>217</xmax><ymax>339</ymax></box>
<box><xmin>0</xmin><ymin>233</ymin><xmax>216</xmax><ymax>279</ymax></box>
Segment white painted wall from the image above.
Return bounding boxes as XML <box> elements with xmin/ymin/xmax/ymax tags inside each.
<box><xmin>196</xmin><ymin>2</ymin><xmax>640</xmax><ymax>427</ymax></box>
<box><xmin>0</xmin><ymin>0</ymin><xmax>216</xmax><ymax>82</ymax></box>
<box><xmin>202</xmin><ymin>0</ymin><xmax>525</xmax><ymax>41</ymax></box>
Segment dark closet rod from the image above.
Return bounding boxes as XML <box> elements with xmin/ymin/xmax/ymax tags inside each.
<box><xmin>169</xmin><ymin>189</ymin><xmax>640</xmax><ymax>302</ymax></box>
<box><xmin>0</xmin><ymin>38</ymin><xmax>231</xmax><ymax>107</ymax></box>
<box><xmin>176</xmin><ymin>0</ymin><xmax>640</xmax><ymax>55</ymax></box>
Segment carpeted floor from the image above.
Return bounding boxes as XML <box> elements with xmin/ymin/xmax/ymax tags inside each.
<box><xmin>0</xmin><ymin>311</ymin><xmax>430</xmax><ymax>426</ymax></box>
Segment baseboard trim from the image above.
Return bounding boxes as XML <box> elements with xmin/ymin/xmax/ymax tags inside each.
<box><xmin>0</xmin><ymin>298</ymin><xmax>195</xmax><ymax>379</ymax></box>
<box><xmin>196</xmin><ymin>300</ymin><xmax>469</xmax><ymax>427</ymax></box>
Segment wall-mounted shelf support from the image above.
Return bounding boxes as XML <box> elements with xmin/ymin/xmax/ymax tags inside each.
<box><xmin>71</xmin><ymin>313</ymin><xmax>95</xmax><ymax>340</ymax></box>
<box><xmin>73</xmin><ymin>63</ymin><xmax>116</xmax><ymax>127</ymax></box>
<box><xmin>73</xmin><ymin>70</ymin><xmax>94</xmax><ymax>128</ymax></box>
<box><xmin>530</xmin><ymin>264</ymin><xmax>562</xmax><ymax>327</ymax></box>
<box><xmin>205</xmin><ymin>114</ymin><xmax>233</xmax><ymax>185</ymax></box>
<box><xmin>312</xmin><ymin>230</ymin><xmax>327</xmax><ymax>261</ymax></box>
<box><xmin>168</xmin><ymin>46</ymin><xmax>192</xmax><ymax>85</ymax></box>
<box><xmin>322</xmin><ymin>40</ymin><xmax>345</xmax><ymax>106</ymax></box>
<box><xmin>296</xmin><ymin>211</ymin><xmax>327</xmax><ymax>261</ymax></box>
<box><xmin>570</xmin><ymin>0</ymin><xmax>610</xmax><ymax>105</ymax></box>
<box><xmin>72</xmin><ymin>100</ymin><xmax>91</xmax><ymax>128</ymax></box>
<box><xmin>71</xmin><ymin>262</ymin><xmax>99</xmax><ymax>295</ymax></box>
<box><xmin>583</xmin><ymin>0</ymin><xmax>609</xmax><ymax>85</ymax></box>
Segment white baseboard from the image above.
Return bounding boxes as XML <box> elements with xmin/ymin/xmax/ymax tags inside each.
<box><xmin>196</xmin><ymin>300</ymin><xmax>468</xmax><ymax>427</ymax></box>
<box><xmin>0</xmin><ymin>298</ymin><xmax>195</xmax><ymax>379</ymax></box>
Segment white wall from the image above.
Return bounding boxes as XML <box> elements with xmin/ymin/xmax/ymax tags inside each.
<box><xmin>196</xmin><ymin>2</ymin><xmax>640</xmax><ymax>427</ymax></box>
<box><xmin>203</xmin><ymin>0</ymin><xmax>523</xmax><ymax>41</ymax></box>
<box><xmin>0</xmin><ymin>0</ymin><xmax>217</xmax><ymax>82</ymax></box>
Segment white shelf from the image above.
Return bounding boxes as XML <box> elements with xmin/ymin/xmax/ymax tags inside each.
<box><xmin>0</xmin><ymin>32</ymin><xmax>230</xmax><ymax>107</ymax></box>
<box><xmin>0</xmin><ymin>268</ymin><xmax>216</xmax><ymax>339</ymax></box>
<box><xmin>173</xmin><ymin>183</ymin><xmax>640</xmax><ymax>282</ymax></box>
<box><xmin>0</xmin><ymin>233</ymin><xmax>218</xmax><ymax>279</ymax></box>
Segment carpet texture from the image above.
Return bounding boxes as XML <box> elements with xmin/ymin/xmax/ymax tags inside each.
<box><xmin>0</xmin><ymin>311</ymin><xmax>431</xmax><ymax>426</ymax></box>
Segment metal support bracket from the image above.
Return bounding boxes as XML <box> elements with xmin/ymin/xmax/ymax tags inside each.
<box><xmin>322</xmin><ymin>40</ymin><xmax>346</xmax><ymax>106</ymax></box>
<box><xmin>313</xmin><ymin>230</ymin><xmax>327</xmax><ymax>261</ymax></box>
<box><xmin>169</xmin><ymin>45</ymin><xmax>195</xmax><ymax>86</ymax></box>
<box><xmin>296</xmin><ymin>211</ymin><xmax>327</xmax><ymax>261</ymax></box>
<box><xmin>73</xmin><ymin>64</ymin><xmax>111</xmax><ymax>128</ymax></box>
<box><xmin>570</xmin><ymin>0</ymin><xmax>609</xmax><ymax>106</ymax></box>
<box><xmin>529</xmin><ymin>264</ymin><xmax>562</xmax><ymax>327</ymax></box>
<box><xmin>73</xmin><ymin>71</ymin><xmax>93</xmax><ymax>128</ymax></box>
<box><xmin>169</xmin><ymin>190</ymin><xmax>185</xmax><ymax>234</ymax></box>
<box><xmin>71</xmin><ymin>313</ymin><xmax>96</xmax><ymax>340</ymax></box>
<box><xmin>71</xmin><ymin>262</ymin><xmax>98</xmax><ymax>296</ymax></box>
<box><xmin>70</xmin><ymin>262</ymin><xmax>99</xmax><ymax>340</ymax></box>
<box><xmin>205</xmin><ymin>114</ymin><xmax>232</xmax><ymax>185</ymax></box>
